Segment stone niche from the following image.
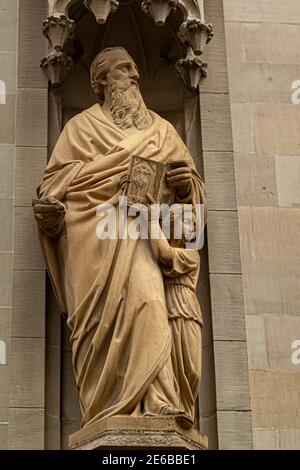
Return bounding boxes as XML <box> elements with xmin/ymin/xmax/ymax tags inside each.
<box><xmin>43</xmin><ymin>0</ymin><xmax>216</xmax><ymax>450</ymax></box>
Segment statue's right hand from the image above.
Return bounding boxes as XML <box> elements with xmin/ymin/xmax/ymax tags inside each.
<box><xmin>32</xmin><ymin>196</ymin><xmax>66</xmax><ymax>237</ymax></box>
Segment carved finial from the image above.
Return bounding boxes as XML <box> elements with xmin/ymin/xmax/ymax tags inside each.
<box><xmin>141</xmin><ymin>0</ymin><xmax>178</xmax><ymax>27</ymax></box>
<box><xmin>41</xmin><ymin>51</ymin><xmax>73</xmax><ymax>87</ymax></box>
<box><xmin>42</xmin><ymin>13</ymin><xmax>75</xmax><ymax>51</ymax></box>
<box><xmin>175</xmin><ymin>47</ymin><xmax>207</xmax><ymax>91</ymax></box>
<box><xmin>84</xmin><ymin>0</ymin><xmax>119</xmax><ymax>24</ymax></box>
<box><xmin>178</xmin><ymin>19</ymin><xmax>213</xmax><ymax>55</ymax></box>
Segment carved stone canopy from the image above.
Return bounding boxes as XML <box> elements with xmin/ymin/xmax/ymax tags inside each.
<box><xmin>43</xmin><ymin>0</ymin><xmax>213</xmax><ymax>90</ymax></box>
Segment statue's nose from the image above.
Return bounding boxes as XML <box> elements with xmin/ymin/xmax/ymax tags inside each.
<box><xmin>129</xmin><ymin>66</ymin><xmax>139</xmax><ymax>81</ymax></box>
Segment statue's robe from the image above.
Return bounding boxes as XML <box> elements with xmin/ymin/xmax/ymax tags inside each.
<box><xmin>37</xmin><ymin>104</ymin><xmax>206</xmax><ymax>428</ymax></box>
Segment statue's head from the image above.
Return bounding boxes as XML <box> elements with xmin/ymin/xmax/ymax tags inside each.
<box><xmin>90</xmin><ymin>47</ymin><xmax>139</xmax><ymax>102</ymax></box>
<box><xmin>90</xmin><ymin>47</ymin><xmax>151</xmax><ymax>130</ymax></box>
<box><xmin>163</xmin><ymin>207</ymin><xmax>197</xmax><ymax>248</ymax></box>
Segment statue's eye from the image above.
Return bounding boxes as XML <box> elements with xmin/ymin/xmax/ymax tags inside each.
<box><xmin>117</xmin><ymin>64</ymin><xmax>129</xmax><ymax>72</ymax></box>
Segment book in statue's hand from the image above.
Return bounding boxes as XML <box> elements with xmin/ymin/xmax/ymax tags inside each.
<box><xmin>124</xmin><ymin>155</ymin><xmax>174</xmax><ymax>206</ymax></box>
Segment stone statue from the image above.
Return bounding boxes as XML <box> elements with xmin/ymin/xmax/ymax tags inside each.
<box><xmin>33</xmin><ymin>47</ymin><xmax>206</xmax><ymax>431</ymax></box>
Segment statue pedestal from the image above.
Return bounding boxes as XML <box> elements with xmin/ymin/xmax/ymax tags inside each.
<box><xmin>69</xmin><ymin>417</ymin><xmax>208</xmax><ymax>450</ymax></box>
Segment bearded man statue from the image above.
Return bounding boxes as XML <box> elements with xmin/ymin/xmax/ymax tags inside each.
<box><xmin>33</xmin><ymin>47</ymin><xmax>206</xmax><ymax>431</ymax></box>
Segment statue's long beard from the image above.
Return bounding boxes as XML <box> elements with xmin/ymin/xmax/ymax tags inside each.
<box><xmin>108</xmin><ymin>79</ymin><xmax>152</xmax><ymax>130</ymax></box>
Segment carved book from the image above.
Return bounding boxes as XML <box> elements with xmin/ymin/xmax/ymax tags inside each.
<box><xmin>124</xmin><ymin>155</ymin><xmax>172</xmax><ymax>206</ymax></box>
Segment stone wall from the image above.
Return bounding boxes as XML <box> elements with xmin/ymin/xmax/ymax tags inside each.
<box><xmin>7</xmin><ymin>0</ymin><xmax>48</xmax><ymax>450</ymax></box>
<box><xmin>0</xmin><ymin>0</ymin><xmax>18</xmax><ymax>450</ymax></box>
<box><xmin>223</xmin><ymin>0</ymin><xmax>300</xmax><ymax>449</ymax></box>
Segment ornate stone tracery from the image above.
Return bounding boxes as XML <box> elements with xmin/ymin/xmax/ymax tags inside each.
<box><xmin>42</xmin><ymin>0</ymin><xmax>213</xmax><ymax>90</ymax></box>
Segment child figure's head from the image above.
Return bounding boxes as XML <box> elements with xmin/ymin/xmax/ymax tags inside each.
<box><xmin>162</xmin><ymin>206</ymin><xmax>197</xmax><ymax>248</ymax></box>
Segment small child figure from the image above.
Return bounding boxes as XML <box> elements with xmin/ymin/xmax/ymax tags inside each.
<box><xmin>147</xmin><ymin>196</ymin><xmax>203</xmax><ymax>428</ymax></box>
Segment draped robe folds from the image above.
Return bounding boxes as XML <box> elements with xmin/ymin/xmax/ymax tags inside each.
<box><xmin>37</xmin><ymin>104</ymin><xmax>206</xmax><ymax>428</ymax></box>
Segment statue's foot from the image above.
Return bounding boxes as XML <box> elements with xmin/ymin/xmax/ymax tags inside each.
<box><xmin>175</xmin><ymin>413</ymin><xmax>194</xmax><ymax>430</ymax></box>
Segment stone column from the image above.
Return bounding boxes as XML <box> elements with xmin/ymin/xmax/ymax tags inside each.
<box><xmin>7</xmin><ymin>0</ymin><xmax>48</xmax><ymax>450</ymax></box>
<box><xmin>0</xmin><ymin>0</ymin><xmax>18</xmax><ymax>451</ymax></box>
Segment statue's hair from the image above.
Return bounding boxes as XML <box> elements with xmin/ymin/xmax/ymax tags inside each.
<box><xmin>90</xmin><ymin>47</ymin><xmax>132</xmax><ymax>102</ymax></box>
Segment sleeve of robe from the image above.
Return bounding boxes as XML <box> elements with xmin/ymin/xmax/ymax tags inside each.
<box><xmin>35</xmin><ymin>117</ymin><xmax>88</xmax><ymax>317</ymax></box>
<box><xmin>158</xmin><ymin>243</ymin><xmax>200</xmax><ymax>280</ymax></box>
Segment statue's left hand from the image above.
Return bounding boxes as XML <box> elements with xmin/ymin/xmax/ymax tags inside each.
<box><xmin>32</xmin><ymin>196</ymin><xmax>66</xmax><ymax>238</ymax></box>
<box><xmin>166</xmin><ymin>160</ymin><xmax>192</xmax><ymax>197</ymax></box>
<box><xmin>119</xmin><ymin>173</ymin><xmax>129</xmax><ymax>191</ymax></box>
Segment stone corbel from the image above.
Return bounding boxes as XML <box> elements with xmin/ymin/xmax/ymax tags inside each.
<box><xmin>175</xmin><ymin>1</ymin><xmax>213</xmax><ymax>90</ymax></box>
<box><xmin>141</xmin><ymin>0</ymin><xmax>178</xmax><ymax>27</ymax></box>
<box><xmin>178</xmin><ymin>18</ymin><xmax>213</xmax><ymax>55</ymax></box>
<box><xmin>175</xmin><ymin>47</ymin><xmax>207</xmax><ymax>91</ymax></box>
<box><xmin>83</xmin><ymin>0</ymin><xmax>119</xmax><ymax>25</ymax></box>
<box><xmin>41</xmin><ymin>50</ymin><xmax>73</xmax><ymax>88</ymax></box>
<box><xmin>42</xmin><ymin>12</ymin><xmax>75</xmax><ymax>51</ymax></box>
<box><xmin>42</xmin><ymin>2</ymin><xmax>78</xmax><ymax>87</ymax></box>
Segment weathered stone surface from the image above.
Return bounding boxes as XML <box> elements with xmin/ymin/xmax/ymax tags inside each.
<box><xmin>265</xmin><ymin>315</ymin><xmax>300</xmax><ymax>372</ymax></box>
<box><xmin>243</xmin><ymin>23</ymin><xmax>300</xmax><ymax>64</ymax></box>
<box><xmin>217</xmin><ymin>410</ymin><xmax>252</xmax><ymax>450</ymax></box>
<box><xmin>203</xmin><ymin>151</ymin><xmax>237</xmax><ymax>210</ymax></box>
<box><xmin>275</xmin><ymin>155</ymin><xmax>300</xmax><ymax>208</ymax></box>
<box><xmin>210</xmin><ymin>274</ymin><xmax>246</xmax><ymax>341</ymax></box>
<box><xmin>16</xmin><ymin>89</ymin><xmax>48</xmax><ymax>147</ymax></box>
<box><xmin>14</xmin><ymin>207</ymin><xmax>44</xmax><ymax>270</ymax></box>
<box><xmin>228</xmin><ymin>63</ymin><xmax>300</xmax><ymax>104</ymax></box>
<box><xmin>0</xmin><ymin>52</ymin><xmax>16</xmax><ymax>93</ymax></box>
<box><xmin>8</xmin><ymin>408</ymin><xmax>44</xmax><ymax>450</ymax></box>
<box><xmin>0</xmin><ymin>198</ymin><xmax>13</xmax><ymax>251</ymax></box>
<box><xmin>224</xmin><ymin>1</ymin><xmax>300</xmax><ymax>25</ymax></box>
<box><xmin>214</xmin><ymin>341</ymin><xmax>251</xmax><ymax>410</ymax></box>
<box><xmin>69</xmin><ymin>417</ymin><xmax>208</xmax><ymax>450</ymax></box>
<box><xmin>0</xmin><ymin>424</ymin><xmax>8</xmax><ymax>451</ymax></box>
<box><xmin>0</xmin><ymin>9</ymin><xmax>17</xmax><ymax>51</ymax></box>
<box><xmin>0</xmin><ymin>95</ymin><xmax>16</xmax><ymax>144</ymax></box>
<box><xmin>201</xmin><ymin>0</ymin><xmax>229</xmax><ymax>94</ymax></box>
<box><xmin>235</xmin><ymin>152</ymin><xmax>277</xmax><ymax>207</ymax></box>
<box><xmin>12</xmin><ymin>270</ymin><xmax>45</xmax><ymax>338</ymax></box>
<box><xmin>0</xmin><ymin>307</ymin><xmax>10</xmax><ymax>341</ymax></box>
<box><xmin>15</xmin><ymin>147</ymin><xmax>47</xmax><ymax>206</ymax></box>
<box><xmin>207</xmin><ymin>211</ymin><xmax>241</xmax><ymax>274</ymax></box>
<box><xmin>0</xmin><ymin>253</ymin><xmax>12</xmax><ymax>306</ymax></box>
<box><xmin>197</xmin><ymin>276</ymin><xmax>212</xmax><ymax>348</ymax></box>
<box><xmin>224</xmin><ymin>22</ymin><xmax>244</xmax><ymax>63</ymax></box>
<box><xmin>61</xmin><ymin>350</ymin><xmax>81</xmax><ymax>446</ymax></box>
<box><xmin>230</xmin><ymin>104</ymin><xmax>254</xmax><ymax>154</ymax></box>
<box><xmin>201</xmin><ymin>93</ymin><xmax>233</xmax><ymax>152</ymax></box>
<box><xmin>0</xmin><ymin>0</ymin><xmax>18</xmax><ymax>10</ymax></box>
<box><xmin>0</xmin><ymin>364</ymin><xmax>8</xmax><ymax>422</ymax></box>
<box><xmin>239</xmin><ymin>207</ymin><xmax>300</xmax><ymax>315</ymax></box>
<box><xmin>250</xmin><ymin>371</ymin><xmax>300</xmax><ymax>429</ymax></box>
<box><xmin>253</xmin><ymin>104</ymin><xmax>300</xmax><ymax>156</ymax></box>
<box><xmin>253</xmin><ymin>427</ymin><xmax>279</xmax><ymax>450</ymax></box>
<box><xmin>18</xmin><ymin>0</ymin><xmax>48</xmax><ymax>88</ymax></box>
<box><xmin>9</xmin><ymin>337</ymin><xmax>45</xmax><ymax>408</ymax></box>
<box><xmin>199</xmin><ymin>413</ymin><xmax>218</xmax><ymax>450</ymax></box>
<box><xmin>0</xmin><ymin>145</ymin><xmax>14</xmax><ymax>198</ymax></box>
<box><xmin>200</xmin><ymin>343</ymin><xmax>217</xmax><ymax>418</ymax></box>
<box><xmin>279</xmin><ymin>429</ymin><xmax>300</xmax><ymax>450</ymax></box>
<box><xmin>245</xmin><ymin>315</ymin><xmax>268</xmax><ymax>371</ymax></box>
<box><xmin>45</xmin><ymin>414</ymin><xmax>61</xmax><ymax>451</ymax></box>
